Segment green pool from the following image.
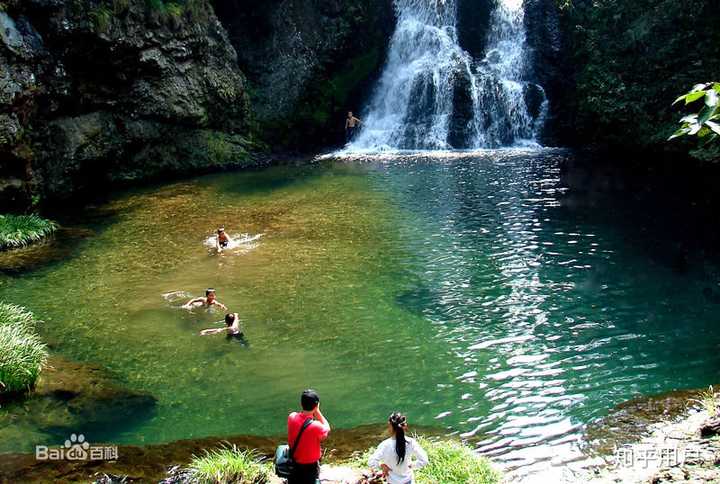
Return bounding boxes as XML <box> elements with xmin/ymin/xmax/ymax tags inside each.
<box><xmin>2</xmin><ymin>150</ymin><xmax>719</xmax><ymax>471</ymax></box>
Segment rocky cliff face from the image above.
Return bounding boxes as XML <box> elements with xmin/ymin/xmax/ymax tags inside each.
<box><xmin>212</xmin><ymin>0</ymin><xmax>395</xmax><ymax>148</ymax></box>
<box><xmin>0</xmin><ymin>0</ymin><xmax>395</xmax><ymax>208</ymax></box>
<box><xmin>0</xmin><ymin>0</ymin><xmax>259</xmax><ymax>208</ymax></box>
<box><xmin>523</xmin><ymin>0</ymin><xmax>564</xmax><ymax>145</ymax></box>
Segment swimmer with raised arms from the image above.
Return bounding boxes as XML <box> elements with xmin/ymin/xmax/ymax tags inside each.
<box><xmin>183</xmin><ymin>288</ymin><xmax>228</xmax><ymax>311</ymax></box>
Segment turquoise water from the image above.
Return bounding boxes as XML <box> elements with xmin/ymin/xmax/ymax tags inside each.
<box><xmin>2</xmin><ymin>150</ymin><xmax>719</xmax><ymax>472</ymax></box>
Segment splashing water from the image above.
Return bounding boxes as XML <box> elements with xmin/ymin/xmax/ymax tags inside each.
<box><xmin>203</xmin><ymin>233</ymin><xmax>264</xmax><ymax>253</ymax></box>
<box><xmin>349</xmin><ymin>0</ymin><xmax>546</xmax><ymax>151</ymax></box>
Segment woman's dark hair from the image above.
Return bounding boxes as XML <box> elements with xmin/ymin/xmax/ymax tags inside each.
<box><xmin>389</xmin><ymin>412</ymin><xmax>408</xmax><ymax>464</ymax></box>
<box><xmin>224</xmin><ymin>313</ymin><xmax>236</xmax><ymax>326</ymax></box>
<box><xmin>206</xmin><ymin>288</ymin><xmax>215</xmax><ymax>297</ymax></box>
<box><xmin>301</xmin><ymin>389</ymin><xmax>320</xmax><ymax>411</ymax></box>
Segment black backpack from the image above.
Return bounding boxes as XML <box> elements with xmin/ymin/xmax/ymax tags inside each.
<box><xmin>274</xmin><ymin>418</ymin><xmax>313</xmax><ymax>478</ymax></box>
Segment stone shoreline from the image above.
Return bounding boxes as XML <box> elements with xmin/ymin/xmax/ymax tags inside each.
<box><xmin>524</xmin><ymin>389</ymin><xmax>720</xmax><ymax>484</ymax></box>
<box><xmin>3</xmin><ymin>370</ymin><xmax>719</xmax><ymax>484</ymax></box>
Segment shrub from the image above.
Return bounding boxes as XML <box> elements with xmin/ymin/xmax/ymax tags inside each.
<box><xmin>416</xmin><ymin>437</ymin><xmax>502</xmax><ymax>484</ymax></box>
<box><xmin>0</xmin><ymin>214</ymin><xmax>57</xmax><ymax>250</ymax></box>
<box><xmin>187</xmin><ymin>445</ymin><xmax>272</xmax><ymax>484</ymax></box>
<box><xmin>0</xmin><ymin>303</ymin><xmax>47</xmax><ymax>394</ymax></box>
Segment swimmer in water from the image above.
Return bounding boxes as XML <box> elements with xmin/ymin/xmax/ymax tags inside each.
<box><xmin>200</xmin><ymin>312</ymin><xmax>243</xmax><ymax>337</ymax></box>
<box><xmin>183</xmin><ymin>288</ymin><xmax>228</xmax><ymax>311</ymax></box>
<box><xmin>216</xmin><ymin>226</ymin><xmax>232</xmax><ymax>252</ymax></box>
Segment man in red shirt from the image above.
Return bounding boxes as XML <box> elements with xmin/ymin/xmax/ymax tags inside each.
<box><xmin>287</xmin><ymin>389</ymin><xmax>331</xmax><ymax>483</ymax></box>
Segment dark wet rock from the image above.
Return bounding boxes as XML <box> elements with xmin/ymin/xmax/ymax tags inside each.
<box><xmin>448</xmin><ymin>67</ymin><xmax>475</xmax><ymax>149</ymax></box>
<box><xmin>523</xmin><ymin>0</ymin><xmax>565</xmax><ymax>145</ymax></box>
<box><xmin>0</xmin><ymin>355</ymin><xmax>156</xmax><ymax>454</ymax></box>
<box><xmin>524</xmin><ymin>83</ymin><xmax>546</xmax><ymax>121</ymax></box>
<box><xmin>0</xmin><ymin>176</ymin><xmax>28</xmax><ymax>212</ymax></box>
<box><xmin>700</xmin><ymin>417</ymin><xmax>720</xmax><ymax>437</ymax></box>
<box><xmin>213</xmin><ymin>0</ymin><xmax>395</xmax><ymax>149</ymax></box>
<box><xmin>0</xmin><ymin>0</ymin><xmax>256</xmax><ymax>206</ymax></box>
<box><xmin>584</xmin><ymin>388</ymin><xmax>713</xmax><ymax>456</ymax></box>
<box><xmin>457</xmin><ymin>0</ymin><xmax>497</xmax><ymax>59</ymax></box>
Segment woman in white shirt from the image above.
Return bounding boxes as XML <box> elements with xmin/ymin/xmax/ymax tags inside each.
<box><xmin>368</xmin><ymin>412</ymin><xmax>429</xmax><ymax>484</ymax></box>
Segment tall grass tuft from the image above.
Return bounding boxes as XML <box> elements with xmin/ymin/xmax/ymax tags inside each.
<box><xmin>0</xmin><ymin>303</ymin><xmax>37</xmax><ymax>332</ymax></box>
<box><xmin>415</xmin><ymin>437</ymin><xmax>502</xmax><ymax>484</ymax></box>
<box><xmin>0</xmin><ymin>214</ymin><xmax>58</xmax><ymax>250</ymax></box>
<box><xmin>0</xmin><ymin>303</ymin><xmax>48</xmax><ymax>394</ymax></box>
<box><xmin>693</xmin><ymin>386</ymin><xmax>718</xmax><ymax>418</ymax></box>
<box><xmin>187</xmin><ymin>445</ymin><xmax>272</xmax><ymax>484</ymax></box>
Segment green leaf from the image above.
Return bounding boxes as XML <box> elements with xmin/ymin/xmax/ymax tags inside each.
<box><xmin>685</xmin><ymin>91</ymin><xmax>706</xmax><ymax>104</ymax></box>
<box><xmin>698</xmin><ymin>105</ymin><xmax>716</xmax><ymax>124</ymax></box>
<box><xmin>698</xmin><ymin>126</ymin><xmax>711</xmax><ymax>138</ymax></box>
<box><xmin>668</xmin><ymin>127</ymin><xmax>690</xmax><ymax>140</ymax></box>
<box><xmin>673</xmin><ymin>94</ymin><xmax>687</xmax><ymax>105</ymax></box>
<box><xmin>713</xmin><ymin>83</ymin><xmax>720</xmax><ymax>94</ymax></box>
<box><xmin>706</xmin><ymin>89</ymin><xmax>719</xmax><ymax>108</ymax></box>
<box><xmin>706</xmin><ymin>120</ymin><xmax>720</xmax><ymax>136</ymax></box>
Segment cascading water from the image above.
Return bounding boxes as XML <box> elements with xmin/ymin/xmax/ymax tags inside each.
<box><xmin>349</xmin><ymin>0</ymin><xmax>547</xmax><ymax>151</ymax></box>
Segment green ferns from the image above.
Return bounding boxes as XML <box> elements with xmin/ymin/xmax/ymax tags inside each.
<box><xmin>187</xmin><ymin>445</ymin><xmax>272</xmax><ymax>484</ymax></box>
<box><xmin>0</xmin><ymin>303</ymin><xmax>48</xmax><ymax>395</ymax></box>
<box><xmin>0</xmin><ymin>214</ymin><xmax>57</xmax><ymax>250</ymax></box>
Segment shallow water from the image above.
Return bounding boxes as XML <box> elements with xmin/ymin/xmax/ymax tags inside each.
<box><xmin>2</xmin><ymin>150</ymin><xmax>720</xmax><ymax>474</ymax></box>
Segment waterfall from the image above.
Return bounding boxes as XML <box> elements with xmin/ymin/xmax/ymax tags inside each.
<box><xmin>349</xmin><ymin>0</ymin><xmax>547</xmax><ymax>151</ymax></box>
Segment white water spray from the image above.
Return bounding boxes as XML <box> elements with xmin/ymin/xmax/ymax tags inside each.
<box><xmin>349</xmin><ymin>0</ymin><xmax>546</xmax><ymax>151</ymax></box>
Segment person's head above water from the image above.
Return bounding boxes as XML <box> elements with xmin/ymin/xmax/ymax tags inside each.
<box><xmin>348</xmin><ymin>111</ymin><xmax>353</xmax><ymax>118</ymax></box>
<box><xmin>217</xmin><ymin>226</ymin><xmax>225</xmax><ymax>234</ymax></box>
<box><xmin>301</xmin><ymin>389</ymin><xmax>320</xmax><ymax>412</ymax></box>
<box><xmin>205</xmin><ymin>288</ymin><xmax>216</xmax><ymax>301</ymax></box>
<box><xmin>224</xmin><ymin>313</ymin><xmax>236</xmax><ymax>326</ymax></box>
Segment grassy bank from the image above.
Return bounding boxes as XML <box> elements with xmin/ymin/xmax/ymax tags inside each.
<box><xmin>0</xmin><ymin>303</ymin><xmax>48</xmax><ymax>394</ymax></box>
<box><xmin>171</xmin><ymin>437</ymin><xmax>502</xmax><ymax>484</ymax></box>
<box><xmin>348</xmin><ymin>436</ymin><xmax>502</xmax><ymax>484</ymax></box>
<box><xmin>0</xmin><ymin>214</ymin><xmax>57</xmax><ymax>250</ymax></box>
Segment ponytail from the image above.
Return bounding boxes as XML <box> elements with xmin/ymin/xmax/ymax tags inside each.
<box><xmin>389</xmin><ymin>412</ymin><xmax>408</xmax><ymax>464</ymax></box>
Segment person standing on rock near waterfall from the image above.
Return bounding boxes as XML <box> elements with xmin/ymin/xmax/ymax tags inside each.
<box><xmin>345</xmin><ymin>111</ymin><xmax>362</xmax><ymax>143</ymax></box>
<box><xmin>287</xmin><ymin>389</ymin><xmax>331</xmax><ymax>483</ymax></box>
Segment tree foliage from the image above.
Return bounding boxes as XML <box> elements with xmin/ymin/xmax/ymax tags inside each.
<box><xmin>556</xmin><ymin>0</ymin><xmax>720</xmax><ymax>153</ymax></box>
<box><xmin>670</xmin><ymin>83</ymin><xmax>720</xmax><ymax>145</ymax></box>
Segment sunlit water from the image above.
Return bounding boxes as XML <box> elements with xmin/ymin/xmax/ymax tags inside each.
<box><xmin>2</xmin><ymin>151</ymin><xmax>720</xmax><ymax>477</ymax></box>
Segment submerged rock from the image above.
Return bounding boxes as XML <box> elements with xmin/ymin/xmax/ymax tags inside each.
<box><xmin>0</xmin><ymin>355</ymin><xmax>157</xmax><ymax>454</ymax></box>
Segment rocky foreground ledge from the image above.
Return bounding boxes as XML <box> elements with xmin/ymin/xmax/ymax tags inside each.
<box><xmin>525</xmin><ymin>388</ymin><xmax>720</xmax><ymax>484</ymax></box>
